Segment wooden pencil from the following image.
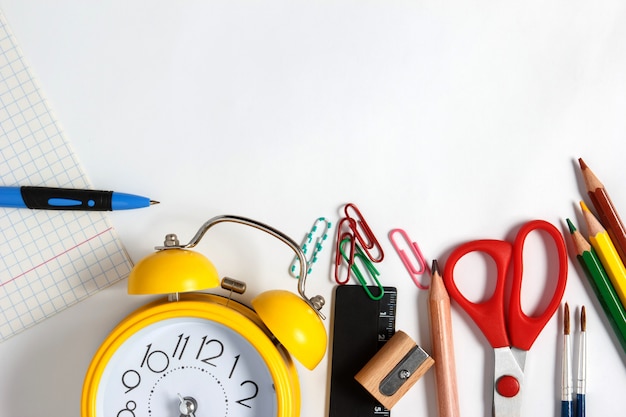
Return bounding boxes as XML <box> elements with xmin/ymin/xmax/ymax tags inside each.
<box><xmin>429</xmin><ymin>260</ymin><xmax>460</xmax><ymax>417</ymax></box>
<box><xmin>579</xmin><ymin>158</ymin><xmax>626</xmax><ymax>265</ymax></box>
<box><xmin>580</xmin><ymin>201</ymin><xmax>626</xmax><ymax>310</ymax></box>
<box><xmin>566</xmin><ymin>218</ymin><xmax>626</xmax><ymax>355</ymax></box>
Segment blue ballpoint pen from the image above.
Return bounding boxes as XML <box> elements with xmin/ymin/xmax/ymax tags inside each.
<box><xmin>561</xmin><ymin>303</ymin><xmax>573</xmax><ymax>417</ymax></box>
<box><xmin>0</xmin><ymin>186</ymin><xmax>158</xmax><ymax>211</ymax></box>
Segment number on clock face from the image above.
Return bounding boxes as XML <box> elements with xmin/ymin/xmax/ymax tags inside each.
<box><xmin>95</xmin><ymin>318</ymin><xmax>277</xmax><ymax>417</ymax></box>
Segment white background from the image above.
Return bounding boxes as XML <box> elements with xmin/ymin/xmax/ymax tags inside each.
<box><xmin>0</xmin><ymin>1</ymin><xmax>625</xmax><ymax>416</ymax></box>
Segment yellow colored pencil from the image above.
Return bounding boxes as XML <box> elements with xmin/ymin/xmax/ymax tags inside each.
<box><xmin>580</xmin><ymin>201</ymin><xmax>626</xmax><ymax>310</ymax></box>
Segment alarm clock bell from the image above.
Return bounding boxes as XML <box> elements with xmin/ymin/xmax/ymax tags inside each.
<box><xmin>127</xmin><ymin>214</ymin><xmax>328</xmax><ymax>370</ymax></box>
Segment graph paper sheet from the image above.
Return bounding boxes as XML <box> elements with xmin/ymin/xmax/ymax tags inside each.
<box><xmin>0</xmin><ymin>11</ymin><xmax>133</xmax><ymax>342</ymax></box>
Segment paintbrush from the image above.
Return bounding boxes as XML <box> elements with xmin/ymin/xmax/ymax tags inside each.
<box><xmin>561</xmin><ymin>302</ymin><xmax>573</xmax><ymax>417</ymax></box>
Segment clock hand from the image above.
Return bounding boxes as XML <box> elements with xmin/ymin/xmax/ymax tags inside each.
<box><xmin>177</xmin><ymin>393</ymin><xmax>198</xmax><ymax>417</ymax></box>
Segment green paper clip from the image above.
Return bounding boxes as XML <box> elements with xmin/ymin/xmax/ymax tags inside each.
<box><xmin>339</xmin><ymin>237</ymin><xmax>384</xmax><ymax>301</ymax></box>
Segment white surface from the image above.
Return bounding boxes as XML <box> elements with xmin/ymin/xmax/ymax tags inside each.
<box><xmin>0</xmin><ymin>1</ymin><xmax>625</xmax><ymax>416</ymax></box>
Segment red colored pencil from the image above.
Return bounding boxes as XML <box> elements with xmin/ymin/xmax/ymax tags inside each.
<box><xmin>579</xmin><ymin>158</ymin><xmax>626</xmax><ymax>265</ymax></box>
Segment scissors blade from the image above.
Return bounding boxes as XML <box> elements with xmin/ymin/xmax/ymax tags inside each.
<box><xmin>493</xmin><ymin>347</ymin><xmax>526</xmax><ymax>417</ymax></box>
<box><xmin>511</xmin><ymin>346</ymin><xmax>527</xmax><ymax>371</ymax></box>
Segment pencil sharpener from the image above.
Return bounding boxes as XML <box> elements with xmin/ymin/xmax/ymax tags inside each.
<box><xmin>354</xmin><ymin>330</ymin><xmax>434</xmax><ymax>409</ymax></box>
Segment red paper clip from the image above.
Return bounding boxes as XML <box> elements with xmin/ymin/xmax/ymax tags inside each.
<box><xmin>344</xmin><ymin>203</ymin><xmax>384</xmax><ymax>263</ymax></box>
<box><xmin>334</xmin><ymin>218</ymin><xmax>356</xmax><ymax>284</ymax></box>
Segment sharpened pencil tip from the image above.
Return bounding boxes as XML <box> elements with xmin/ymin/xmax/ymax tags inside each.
<box><xmin>564</xmin><ymin>302</ymin><xmax>570</xmax><ymax>335</ymax></box>
<box><xmin>578</xmin><ymin>158</ymin><xmax>588</xmax><ymax>170</ymax></box>
<box><xmin>150</xmin><ymin>200</ymin><xmax>160</xmax><ymax>205</ymax></box>
<box><xmin>580</xmin><ymin>200</ymin><xmax>590</xmax><ymax>213</ymax></box>
<box><xmin>566</xmin><ymin>218</ymin><xmax>576</xmax><ymax>233</ymax></box>
<box><xmin>431</xmin><ymin>259</ymin><xmax>440</xmax><ymax>275</ymax></box>
<box><xmin>581</xmin><ymin>306</ymin><xmax>586</xmax><ymax>332</ymax></box>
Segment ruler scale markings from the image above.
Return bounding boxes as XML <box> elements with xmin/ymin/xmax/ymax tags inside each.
<box><xmin>329</xmin><ymin>285</ymin><xmax>397</xmax><ymax>417</ymax></box>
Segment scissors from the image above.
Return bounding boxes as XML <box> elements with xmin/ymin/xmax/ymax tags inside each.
<box><xmin>442</xmin><ymin>220</ymin><xmax>567</xmax><ymax>417</ymax></box>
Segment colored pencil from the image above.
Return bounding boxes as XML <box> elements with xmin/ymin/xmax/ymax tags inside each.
<box><xmin>561</xmin><ymin>302</ymin><xmax>573</xmax><ymax>417</ymax></box>
<box><xmin>580</xmin><ymin>201</ymin><xmax>626</xmax><ymax>310</ymax></box>
<box><xmin>579</xmin><ymin>158</ymin><xmax>626</xmax><ymax>265</ymax></box>
<box><xmin>566</xmin><ymin>219</ymin><xmax>626</xmax><ymax>355</ymax></box>
<box><xmin>429</xmin><ymin>260</ymin><xmax>460</xmax><ymax>417</ymax></box>
<box><xmin>576</xmin><ymin>306</ymin><xmax>586</xmax><ymax>417</ymax></box>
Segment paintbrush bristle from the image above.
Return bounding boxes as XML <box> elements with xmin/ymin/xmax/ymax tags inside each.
<box><xmin>581</xmin><ymin>306</ymin><xmax>586</xmax><ymax>332</ymax></box>
<box><xmin>564</xmin><ymin>302</ymin><xmax>570</xmax><ymax>335</ymax></box>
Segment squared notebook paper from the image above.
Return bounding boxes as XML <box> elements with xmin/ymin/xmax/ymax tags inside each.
<box><xmin>0</xmin><ymin>11</ymin><xmax>132</xmax><ymax>342</ymax></box>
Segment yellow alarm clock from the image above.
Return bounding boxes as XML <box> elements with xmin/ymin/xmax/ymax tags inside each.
<box><xmin>81</xmin><ymin>215</ymin><xmax>327</xmax><ymax>417</ymax></box>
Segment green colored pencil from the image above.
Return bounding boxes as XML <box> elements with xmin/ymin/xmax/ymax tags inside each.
<box><xmin>567</xmin><ymin>218</ymin><xmax>626</xmax><ymax>355</ymax></box>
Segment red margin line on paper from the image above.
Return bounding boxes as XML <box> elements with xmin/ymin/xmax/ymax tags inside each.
<box><xmin>0</xmin><ymin>227</ymin><xmax>114</xmax><ymax>288</ymax></box>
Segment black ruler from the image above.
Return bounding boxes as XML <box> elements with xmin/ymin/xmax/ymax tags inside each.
<box><xmin>328</xmin><ymin>285</ymin><xmax>397</xmax><ymax>417</ymax></box>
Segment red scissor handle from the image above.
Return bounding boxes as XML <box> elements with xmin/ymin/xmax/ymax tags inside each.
<box><xmin>443</xmin><ymin>239</ymin><xmax>513</xmax><ymax>349</ymax></box>
<box><xmin>442</xmin><ymin>220</ymin><xmax>568</xmax><ymax>351</ymax></box>
<box><xmin>507</xmin><ymin>220</ymin><xmax>568</xmax><ymax>351</ymax></box>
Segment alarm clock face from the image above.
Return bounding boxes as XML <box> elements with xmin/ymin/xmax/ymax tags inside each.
<box><xmin>95</xmin><ymin>317</ymin><xmax>277</xmax><ymax>417</ymax></box>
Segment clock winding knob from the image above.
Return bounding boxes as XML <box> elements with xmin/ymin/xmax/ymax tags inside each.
<box><xmin>309</xmin><ymin>294</ymin><xmax>325</xmax><ymax>310</ymax></box>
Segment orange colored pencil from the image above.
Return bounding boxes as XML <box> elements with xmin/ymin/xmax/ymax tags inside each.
<box><xmin>579</xmin><ymin>158</ymin><xmax>626</xmax><ymax>265</ymax></box>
